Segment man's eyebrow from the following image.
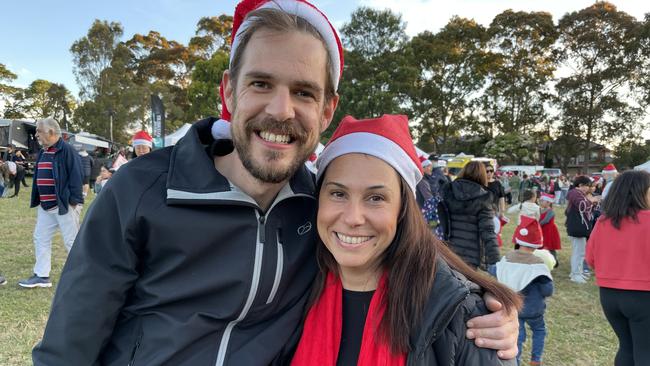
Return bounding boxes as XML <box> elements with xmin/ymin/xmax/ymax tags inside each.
<box><xmin>243</xmin><ymin>71</ymin><xmax>323</xmax><ymax>93</ymax></box>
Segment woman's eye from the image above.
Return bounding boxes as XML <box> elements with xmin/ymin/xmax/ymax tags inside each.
<box><xmin>368</xmin><ymin>195</ymin><xmax>385</xmax><ymax>202</ymax></box>
<box><xmin>330</xmin><ymin>191</ymin><xmax>345</xmax><ymax>199</ymax></box>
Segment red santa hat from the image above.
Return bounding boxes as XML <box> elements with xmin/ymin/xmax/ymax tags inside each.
<box><xmin>540</xmin><ymin>192</ymin><xmax>555</xmax><ymax>203</ymax></box>
<box><xmin>132</xmin><ymin>130</ymin><xmax>153</xmax><ymax>148</ymax></box>
<box><xmin>419</xmin><ymin>156</ymin><xmax>432</xmax><ymax>168</ymax></box>
<box><xmin>212</xmin><ymin>0</ymin><xmax>344</xmax><ymax>141</ymax></box>
<box><xmin>514</xmin><ymin>216</ymin><xmax>543</xmax><ymax>249</ymax></box>
<box><xmin>316</xmin><ymin>114</ymin><xmax>423</xmax><ymax>194</ymax></box>
<box><xmin>602</xmin><ymin>163</ymin><xmax>617</xmax><ymax>175</ymax></box>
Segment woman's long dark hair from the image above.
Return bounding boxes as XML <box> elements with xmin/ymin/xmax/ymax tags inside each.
<box><xmin>311</xmin><ymin>175</ymin><xmax>521</xmax><ymax>353</ymax></box>
<box><xmin>601</xmin><ymin>170</ymin><xmax>650</xmax><ymax>229</ymax></box>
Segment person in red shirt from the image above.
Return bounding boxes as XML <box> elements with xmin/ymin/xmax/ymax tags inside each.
<box><xmin>586</xmin><ymin>170</ymin><xmax>650</xmax><ymax>366</ymax></box>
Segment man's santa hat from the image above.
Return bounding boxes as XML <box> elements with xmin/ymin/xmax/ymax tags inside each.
<box><xmin>602</xmin><ymin>163</ymin><xmax>617</xmax><ymax>175</ymax></box>
<box><xmin>540</xmin><ymin>192</ymin><xmax>555</xmax><ymax>203</ymax></box>
<box><xmin>419</xmin><ymin>156</ymin><xmax>432</xmax><ymax>168</ymax></box>
<box><xmin>211</xmin><ymin>0</ymin><xmax>344</xmax><ymax>141</ymax></box>
<box><xmin>513</xmin><ymin>216</ymin><xmax>543</xmax><ymax>249</ymax></box>
<box><xmin>316</xmin><ymin>114</ymin><xmax>422</xmax><ymax>194</ymax></box>
<box><xmin>132</xmin><ymin>130</ymin><xmax>153</xmax><ymax>148</ymax></box>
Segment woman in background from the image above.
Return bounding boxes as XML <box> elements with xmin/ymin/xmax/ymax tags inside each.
<box><xmin>587</xmin><ymin>170</ymin><xmax>650</xmax><ymax>366</ymax></box>
<box><xmin>441</xmin><ymin>161</ymin><xmax>500</xmax><ymax>269</ymax></box>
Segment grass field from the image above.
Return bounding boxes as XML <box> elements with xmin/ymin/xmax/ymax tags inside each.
<box><xmin>0</xmin><ymin>180</ymin><xmax>617</xmax><ymax>365</ymax></box>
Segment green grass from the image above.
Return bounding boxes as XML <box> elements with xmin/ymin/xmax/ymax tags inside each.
<box><xmin>0</xmin><ymin>183</ymin><xmax>617</xmax><ymax>365</ymax></box>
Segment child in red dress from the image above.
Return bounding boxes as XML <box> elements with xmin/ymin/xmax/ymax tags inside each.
<box><xmin>539</xmin><ymin>193</ymin><xmax>561</xmax><ymax>267</ymax></box>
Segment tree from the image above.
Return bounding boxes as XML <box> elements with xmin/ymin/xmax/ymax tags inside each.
<box><xmin>483</xmin><ymin>132</ymin><xmax>537</xmax><ymax>164</ymax></box>
<box><xmin>45</xmin><ymin>84</ymin><xmax>77</xmax><ymax>129</ymax></box>
<box><xmin>408</xmin><ymin>18</ymin><xmax>491</xmax><ymax>152</ymax></box>
<box><xmin>187</xmin><ymin>51</ymin><xmax>229</xmax><ymax>121</ymax></box>
<box><xmin>483</xmin><ymin>10</ymin><xmax>558</xmax><ymax>134</ymax></box>
<box><xmin>0</xmin><ymin>63</ymin><xmax>19</xmax><ymax>97</ymax></box>
<box><xmin>189</xmin><ymin>15</ymin><xmax>233</xmax><ymax>59</ymax></box>
<box><xmin>612</xmin><ymin>140</ymin><xmax>650</xmax><ymax>169</ymax></box>
<box><xmin>70</xmin><ymin>20</ymin><xmax>124</xmax><ymax>99</ymax></box>
<box><xmin>330</xmin><ymin>7</ymin><xmax>416</xmax><ymax>139</ymax></box>
<box><xmin>556</xmin><ymin>2</ymin><xmax>643</xmax><ymax>172</ymax></box>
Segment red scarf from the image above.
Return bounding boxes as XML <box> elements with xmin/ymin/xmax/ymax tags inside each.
<box><xmin>291</xmin><ymin>272</ymin><xmax>406</xmax><ymax>366</ymax></box>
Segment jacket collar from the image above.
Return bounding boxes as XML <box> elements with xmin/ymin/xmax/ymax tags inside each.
<box><xmin>166</xmin><ymin>119</ymin><xmax>316</xmax><ymax>206</ymax></box>
<box><xmin>409</xmin><ymin>259</ymin><xmax>474</xmax><ymax>355</ymax></box>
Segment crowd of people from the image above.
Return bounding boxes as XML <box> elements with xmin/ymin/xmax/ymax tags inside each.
<box><xmin>1</xmin><ymin>0</ymin><xmax>649</xmax><ymax>365</ymax></box>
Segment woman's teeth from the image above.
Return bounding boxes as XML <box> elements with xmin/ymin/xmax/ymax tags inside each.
<box><xmin>336</xmin><ymin>232</ymin><xmax>371</xmax><ymax>245</ymax></box>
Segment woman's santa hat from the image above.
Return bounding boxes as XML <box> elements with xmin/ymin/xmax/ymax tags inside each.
<box><xmin>211</xmin><ymin>0</ymin><xmax>344</xmax><ymax>141</ymax></box>
<box><xmin>514</xmin><ymin>216</ymin><xmax>543</xmax><ymax>248</ymax></box>
<box><xmin>540</xmin><ymin>192</ymin><xmax>555</xmax><ymax>203</ymax></box>
<box><xmin>602</xmin><ymin>163</ymin><xmax>617</xmax><ymax>175</ymax></box>
<box><xmin>132</xmin><ymin>130</ymin><xmax>153</xmax><ymax>148</ymax></box>
<box><xmin>316</xmin><ymin>114</ymin><xmax>423</xmax><ymax>194</ymax></box>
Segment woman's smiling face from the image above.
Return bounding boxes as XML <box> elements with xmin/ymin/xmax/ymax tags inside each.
<box><xmin>317</xmin><ymin>153</ymin><xmax>401</xmax><ymax>279</ymax></box>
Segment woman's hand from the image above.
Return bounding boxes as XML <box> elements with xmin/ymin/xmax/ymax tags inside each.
<box><xmin>465</xmin><ymin>293</ymin><xmax>519</xmax><ymax>359</ymax></box>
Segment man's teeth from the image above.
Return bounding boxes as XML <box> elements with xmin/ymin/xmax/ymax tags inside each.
<box><xmin>260</xmin><ymin>131</ymin><xmax>291</xmax><ymax>144</ymax></box>
<box><xmin>336</xmin><ymin>233</ymin><xmax>371</xmax><ymax>245</ymax></box>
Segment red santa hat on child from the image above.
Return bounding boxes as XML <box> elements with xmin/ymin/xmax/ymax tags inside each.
<box><xmin>211</xmin><ymin>0</ymin><xmax>344</xmax><ymax>140</ymax></box>
<box><xmin>316</xmin><ymin>114</ymin><xmax>423</xmax><ymax>194</ymax></box>
<box><xmin>514</xmin><ymin>216</ymin><xmax>543</xmax><ymax>249</ymax></box>
<box><xmin>602</xmin><ymin>163</ymin><xmax>617</xmax><ymax>175</ymax></box>
<box><xmin>540</xmin><ymin>192</ymin><xmax>555</xmax><ymax>203</ymax></box>
<box><xmin>132</xmin><ymin>130</ymin><xmax>153</xmax><ymax>148</ymax></box>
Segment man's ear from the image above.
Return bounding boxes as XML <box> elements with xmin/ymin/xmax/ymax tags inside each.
<box><xmin>223</xmin><ymin>70</ymin><xmax>234</xmax><ymax>114</ymax></box>
<box><xmin>320</xmin><ymin>93</ymin><xmax>339</xmax><ymax>132</ymax></box>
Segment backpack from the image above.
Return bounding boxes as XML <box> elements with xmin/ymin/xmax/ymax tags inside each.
<box><xmin>422</xmin><ymin>193</ymin><xmax>450</xmax><ymax>241</ymax></box>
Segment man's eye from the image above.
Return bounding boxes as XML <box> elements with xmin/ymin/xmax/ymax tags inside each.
<box><xmin>296</xmin><ymin>90</ymin><xmax>315</xmax><ymax>99</ymax></box>
<box><xmin>251</xmin><ymin>81</ymin><xmax>269</xmax><ymax>89</ymax></box>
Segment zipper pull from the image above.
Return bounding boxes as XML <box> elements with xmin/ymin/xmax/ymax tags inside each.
<box><xmin>259</xmin><ymin>215</ymin><xmax>266</xmax><ymax>243</ymax></box>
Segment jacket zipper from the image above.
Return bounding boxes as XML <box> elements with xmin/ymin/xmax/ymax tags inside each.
<box><xmin>128</xmin><ymin>335</ymin><xmax>142</xmax><ymax>366</ymax></box>
<box><xmin>211</xmin><ymin>188</ymin><xmax>315</xmax><ymax>365</ymax></box>
<box><xmin>266</xmin><ymin>229</ymin><xmax>284</xmax><ymax>304</ymax></box>
<box><xmin>214</xmin><ymin>211</ymin><xmax>266</xmax><ymax>366</ymax></box>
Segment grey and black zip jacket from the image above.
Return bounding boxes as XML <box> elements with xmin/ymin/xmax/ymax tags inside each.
<box><xmin>33</xmin><ymin>118</ymin><xmax>319</xmax><ymax>365</ymax></box>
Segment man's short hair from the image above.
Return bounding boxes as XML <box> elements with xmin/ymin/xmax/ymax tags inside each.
<box><xmin>229</xmin><ymin>7</ymin><xmax>336</xmax><ymax>102</ymax></box>
<box><xmin>37</xmin><ymin>118</ymin><xmax>62</xmax><ymax>137</ymax></box>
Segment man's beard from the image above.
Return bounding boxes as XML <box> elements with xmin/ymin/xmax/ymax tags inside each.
<box><xmin>232</xmin><ymin>114</ymin><xmax>318</xmax><ymax>184</ymax></box>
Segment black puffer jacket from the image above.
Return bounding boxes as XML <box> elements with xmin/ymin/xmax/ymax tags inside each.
<box><xmin>406</xmin><ymin>259</ymin><xmax>515</xmax><ymax>365</ymax></box>
<box><xmin>441</xmin><ymin>179</ymin><xmax>499</xmax><ymax>268</ymax></box>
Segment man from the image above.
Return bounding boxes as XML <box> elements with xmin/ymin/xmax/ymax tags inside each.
<box><xmin>74</xmin><ymin>143</ymin><xmax>94</xmax><ymax>197</ymax></box>
<box><xmin>601</xmin><ymin>163</ymin><xmax>618</xmax><ymax>198</ymax></box>
<box><xmin>18</xmin><ymin>118</ymin><xmax>83</xmax><ymax>288</ymax></box>
<box><xmin>33</xmin><ymin>1</ymin><xmax>517</xmax><ymax>364</ymax></box>
<box><xmin>509</xmin><ymin>171</ymin><xmax>521</xmax><ymax>204</ymax></box>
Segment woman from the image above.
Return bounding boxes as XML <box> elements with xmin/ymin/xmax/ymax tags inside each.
<box><xmin>93</xmin><ymin>164</ymin><xmax>114</xmax><ymax>194</ymax></box>
<box><xmin>292</xmin><ymin>115</ymin><xmax>520</xmax><ymax>365</ymax></box>
<box><xmin>586</xmin><ymin>170</ymin><xmax>650</xmax><ymax>366</ymax></box>
<box><xmin>565</xmin><ymin>175</ymin><xmax>599</xmax><ymax>284</ymax></box>
<box><xmin>441</xmin><ymin>161</ymin><xmax>500</xmax><ymax>269</ymax></box>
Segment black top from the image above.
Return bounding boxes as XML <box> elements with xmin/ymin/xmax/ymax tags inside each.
<box><xmin>337</xmin><ymin>289</ymin><xmax>374</xmax><ymax>366</ymax></box>
<box><xmin>486</xmin><ymin>180</ymin><xmax>505</xmax><ymax>209</ymax></box>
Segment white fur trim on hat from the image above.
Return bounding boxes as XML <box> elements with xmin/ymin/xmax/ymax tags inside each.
<box><xmin>515</xmin><ymin>238</ymin><xmax>543</xmax><ymax>249</ymax></box>
<box><xmin>211</xmin><ymin>118</ymin><xmax>232</xmax><ymax>140</ymax></box>
<box><xmin>231</xmin><ymin>0</ymin><xmax>342</xmax><ymax>90</ymax></box>
<box><xmin>316</xmin><ymin>132</ymin><xmax>423</xmax><ymax>194</ymax></box>
<box><xmin>133</xmin><ymin>139</ymin><xmax>152</xmax><ymax>148</ymax></box>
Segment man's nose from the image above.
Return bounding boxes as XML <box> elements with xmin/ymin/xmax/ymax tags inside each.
<box><xmin>265</xmin><ymin>88</ymin><xmax>295</xmax><ymax>122</ymax></box>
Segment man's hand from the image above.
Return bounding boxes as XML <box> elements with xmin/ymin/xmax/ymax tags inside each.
<box><xmin>466</xmin><ymin>293</ymin><xmax>518</xmax><ymax>359</ymax></box>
